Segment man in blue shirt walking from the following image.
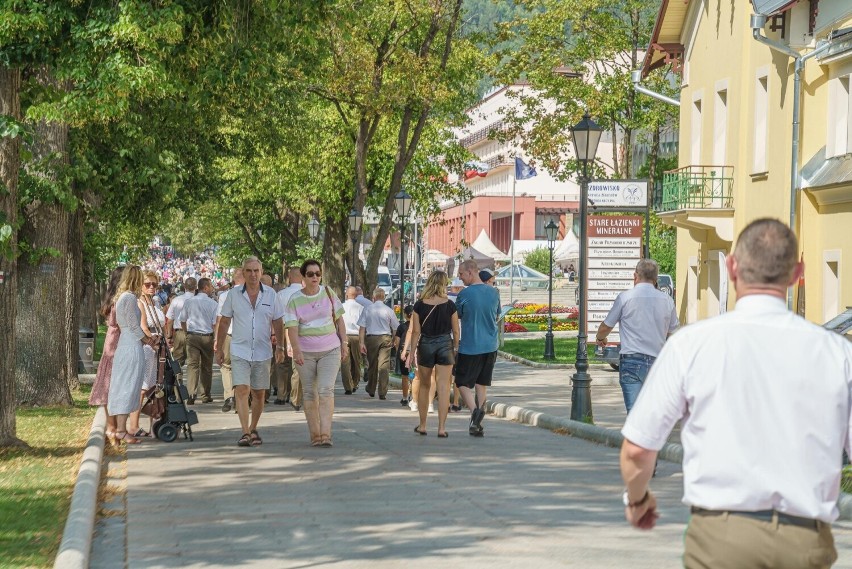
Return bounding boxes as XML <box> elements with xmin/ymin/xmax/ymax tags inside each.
<box><xmin>455</xmin><ymin>260</ymin><xmax>501</xmax><ymax>437</ymax></box>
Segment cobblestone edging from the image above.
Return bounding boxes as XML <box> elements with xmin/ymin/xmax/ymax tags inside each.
<box><xmin>54</xmin><ymin>406</ymin><xmax>106</xmax><ymax>569</ymax></box>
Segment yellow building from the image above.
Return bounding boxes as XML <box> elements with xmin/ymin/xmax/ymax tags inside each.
<box><xmin>643</xmin><ymin>0</ymin><xmax>852</xmax><ymax>325</ymax></box>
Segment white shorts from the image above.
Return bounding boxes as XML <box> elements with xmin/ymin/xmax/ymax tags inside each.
<box><xmin>230</xmin><ymin>355</ymin><xmax>271</xmax><ymax>390</ymax></box>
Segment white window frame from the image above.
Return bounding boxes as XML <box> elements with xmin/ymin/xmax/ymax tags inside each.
<box><xmin>691</xmin><ymin>90</ymin><xmax>703</xmax><ymax>165</ymax></box>
<box><xmin>753</xmin><ymin>68</ymin><xmax>769</xmax><ymax>174</ymax></box>
<box><xmin>713</xmin><ymin>80</ymin><xmax>728</xmax><ymax>166</ymax></box>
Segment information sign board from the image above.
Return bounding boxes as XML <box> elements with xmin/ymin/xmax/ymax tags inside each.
<box><xmin>587</xmin><ymin>181</ymin><xmax>648</xmax><ymax>209</ymax></box>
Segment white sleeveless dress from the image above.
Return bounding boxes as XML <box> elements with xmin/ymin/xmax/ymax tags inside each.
<box><xmin>107</xmin><ymin>292</ymin><xmax>146</xmax><ymax>415</ymax></box>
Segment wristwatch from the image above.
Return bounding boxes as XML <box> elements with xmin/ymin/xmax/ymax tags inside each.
<box><xmin>623</xmin><ymin>490</ymin><xmax>649</xmax><ymax>507</ymax></box>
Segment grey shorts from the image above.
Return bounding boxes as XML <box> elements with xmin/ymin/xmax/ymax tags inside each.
<box><xmin>231</xmin><ymin>355</ymin><xmax>272</xmax><ymax>390</ymax></box>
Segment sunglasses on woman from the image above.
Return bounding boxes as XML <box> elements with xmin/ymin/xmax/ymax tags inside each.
<box><xmin>305</xmin><ymin>271</ymin><xmax>322</xmax><ymax>278</ymax></box>
<box><xmin>143</xmin><ymin>282</ymin><xmax>157</xmax><ymax>287</ymax></box>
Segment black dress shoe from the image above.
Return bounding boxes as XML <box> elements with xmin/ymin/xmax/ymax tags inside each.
<box><xmin>379</xmin><ymin>395</ymin><xmax>386</xmax><ymax>400</ymax></box>
<box><xmin>202</xmin><ymin>396</ymin><xmax>213</xmax><ymax>403</ymax></box>
<box><xmin>344</xmin><ymin>390</ymin><xmax>352</xmax><ymax>395</ymax></box>
<box><xmin>273</xmin><ymin>399</ymin><xmax>287</xmax><ymax>405</ymax></box>
<box><xmin>290</xmin><ymin>402</ymin><xmax>301</xmax><ymax>411</ymax></box>
<box><xmin>221</xmin><ymin>397</ymin><xmax>234</xmax><ymax>412</ymax></box>
<box><xmin>187</xmin><ymin>396</ymin><xmax>196</xmax><ymax>405</ymax></box>
<box><xmin>367</xmin><ymin>392</ymin><xmax>375</xmax><ymax>398</ymax></box>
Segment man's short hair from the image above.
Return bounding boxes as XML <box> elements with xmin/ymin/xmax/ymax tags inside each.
<box><xmin>184</xmin><ymin>277</ymin><xmax>198</xmax><ymax>291</ymax></box>
<box><xmin>459</xmin><ymin>260</ymin><xmax>478</xmax><ymax>273</ymax></box>
<box><xmin>635</xmin><ymin>259</ymin><xmax>659</xmax><ymax>283</ymax></box>
<box><xmin>373</xmin><ymin>287</ymin><xmax>386</xmax><ymax>300</ymax></box>
<box><xmin>734</xmin><ymin>218</ymin><xmax>798</xmax><ymax>285</ymax></box>
<box><xmin>288</xmin><ymin>267</ymin><xmax>302</xmax><ymax>283</ymax></box>
<box><xmin>242</xmin><ymin>256</ymin><xmax>261</xmax><ymax>269</ymax></box>
<box><xmin>346</xmin><ymin>286</ymin><xmax>358</xmax><ymax>299</ymax></box>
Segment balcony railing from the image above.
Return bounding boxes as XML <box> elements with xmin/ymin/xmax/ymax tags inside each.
<box><xmin>459</xmin><ymin>120</ymin><xmax>509</xmax><ymax>148</ymax></box>
<box><xmin>659</xmin><ymin>165</ymin><xmax>734</xmax><ymax>212</ymax></box>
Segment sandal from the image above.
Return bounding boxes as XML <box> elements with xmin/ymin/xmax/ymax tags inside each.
<box><xmin>237</xmin><ymin>433</ymin><xmax>253</xmax><ymax>447</ymax></box>
<box><xmin>116</xmin><ymin>431</ymin><xmax>142</xmax><ymax>445</ymax></box>
<box><xmin>133</xmin><ymin>429</ymin><xmax>151</xmax><ymax>438</ymax></box>
<box><xmin>437</xmin><ymin>432</ymin><xmax>449</xmax><ymax>438</ymax></box>
<box><xmin>250</xmin><ymin>430</ymin><xmax>263</xmax><ymax>446</ymax></box>
<box><xmin>319</xmin><ymin>436</ymin><xmax>333</xmax><ymax>448</ymax></box>
<box><xmin>414</xmin><ymin>426</ymin><xmax>427</xmax><ymax>436</ymax></box>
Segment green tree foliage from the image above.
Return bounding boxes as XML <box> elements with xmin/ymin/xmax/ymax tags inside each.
<box><xmin>524</xmin><ymin>246</ymin><xmax>552</xmax><ymax>275</ymax></box>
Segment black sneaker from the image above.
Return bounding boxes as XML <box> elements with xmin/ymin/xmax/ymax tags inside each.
<box><xmin>187</xmin><ymin>396</ymin><xmax>196</xmax><ymax>406</ymax></box>
<box><xmin>469</xmin><ymin>408</ymin><xmax>485</xmax><ymax>436</ymax></box>
<box><xmin>221</xmin><ymin>397</ymin><xmax>234</xmax><ymax>412</ymax></box>
<box><xmin>400</xmin><ymin>398</ymin><xmax>408</xmax><ymax>406</ymax></box>
<box><xmin>344</xmin><ymin>390</ymin><xmax>353</xmax><ymax>395</ymax></box>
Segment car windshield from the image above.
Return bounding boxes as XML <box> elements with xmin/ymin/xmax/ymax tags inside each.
<box><xmin>377</xmin><ymin>274</ymin><xmax>392</xmax><ymax>286</ymax></box>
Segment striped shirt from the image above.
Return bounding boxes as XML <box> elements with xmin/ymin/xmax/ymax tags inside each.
<box><xmin>284</xmin><ymin>286</ymin><xmax>345</xmax><ymax>352</ymax></box>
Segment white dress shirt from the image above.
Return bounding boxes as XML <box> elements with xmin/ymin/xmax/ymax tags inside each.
<box><xmin>622</xmin><ymin>294</ymin><xmax>852</xmax><ymax>522</ymax></box>
<box><xmin>603</xmin><ymin>283</ymin><xmax>679</xmax><ymax>356</ymax></box>
<box><xmin>180</xmin><ymin>294</ymin><xmax>219</xmax><ymax>334</ymax></box>
<box><xmin>219</xmin><ymin>283</ymin><xmax>285</xmax><ymax>362</ymax></box>
<box><xmin>357</xmin><ymin>301</ymin><xmax>399</xmax><ymax>336</ymax></box>
<box><xmin>342</xmin><ymin>299</ymin><xmax>364</xmax><ymax>335</ymax></box>
<box><xmin>277</xmin><ymin>283</ymin><xmax>303</xmax><ymax>309</ymax></box>
<box><xmin>166</xmin><ymin>292</ymin><xmax>195</xmax><ymax>325</ymax></box>
<box><xmin>217</xmin><ymin>289</ymin><xmax>234</xmax><ymax>335</ymax></box>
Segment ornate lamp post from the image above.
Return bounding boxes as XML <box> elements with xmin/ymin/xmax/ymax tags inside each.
<box><xmin>394</xmin><ymin>190</ymin><xmax>412</xmax><ymax>324</ymax></box>
<box><xmin>348</xmin><ymin>208</ymin><xmax>363</xmax><ymax>286</ymax></box>
<box><xmin>307</xmin><ymin>217</ymin><xmax>320</xmax><ymax>241</ymax></box>
<box><xmin>569</xmin><ymin>112</ymin><xmax>603</xmax><ymax>422</ymax></box>
<box><xmin>543</xmin><ymin>219</ymin><xmax>559</xmax><ymax>360</ymax></box>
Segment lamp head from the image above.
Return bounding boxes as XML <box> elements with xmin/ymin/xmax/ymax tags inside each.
<box><xmin>308</xmin><ymin>217</ymin><xmax>320</xmax><ymax>240</ymax></box>
<box><xmin>348</xmin><ymin>207</ymin><xmax>363</xmax><ymax>234</ymax></box>
<box><xmin>394</xmin><ymin>189</ymin><xmax>412</xmax><ymax>219</ymax></box>
<box><xmin>571</xmin><ymin>112</ymin><xmax>603</xmax><ymax>164</ymax></box>
<box><xmin>544</xmin><ymin>219</ymin><xmax>559</xmax><ymax>246</ymax></box>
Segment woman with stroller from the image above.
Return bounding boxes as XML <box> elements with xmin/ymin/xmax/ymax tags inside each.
<box><xmin>407</xmin><ymin>271</ymin><xmax>459</xmax><ymax>438</ymax></box>
<box><xmin>127</xmin><ymin>270</ymin><xmax>166</xmax><ymax>438</ymax></box>
<box><xmin>108</xmin><ymin>265</ymin><xmax>158</xmax><ymax>444</ymax></box>
<box><xmin>89</xmin><ymin>266</ymin><xmax>125</xmax><ymax>442</ymax></box>
<box><xmin>284</xmin><ymin>260</ymin><xmax>347</xmax><ymax>447</ymax></box>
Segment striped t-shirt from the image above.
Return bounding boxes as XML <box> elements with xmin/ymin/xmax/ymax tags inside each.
<box><xmin>284</xmin><ymin>286</ymin><xmax>345</xmax><ymax>352</ymax></box>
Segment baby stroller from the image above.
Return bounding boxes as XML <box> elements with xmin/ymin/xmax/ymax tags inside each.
<box><xmin>141</xmin><ymin>303</ymin><xmax>199</xmax><ymax>442</ymax></box>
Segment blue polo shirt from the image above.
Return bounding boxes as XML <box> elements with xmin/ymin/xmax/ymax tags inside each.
<box><xmin>456</xmin><ymin>284</ymin><xmax>500</xmax><ymax>355</ymax></box>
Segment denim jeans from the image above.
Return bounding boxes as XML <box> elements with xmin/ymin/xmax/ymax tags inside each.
<box><xmin>619</xmin><ymin>353</ymin><xmax>656</xmax><ymax>413</ymax></box>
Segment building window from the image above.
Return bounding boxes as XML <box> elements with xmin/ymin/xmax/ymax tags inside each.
<box><xmin>827</xmin><ymin>75</ymin><xmax>851</xmax><ymax>158</ymax></box>
<box><xmin>713</xmin><ymin>87</ymin><xmax>728</xmax><ymax>166</ymax></box>
<box><xmin>691</xmin><ymin>94</ymin><xmax>703</xmax><ymax>165</ymax></box>
<box><xmin>753</xmin><ymin>73</ymin><xmax>769</xmax><ymax>173</ymax></box>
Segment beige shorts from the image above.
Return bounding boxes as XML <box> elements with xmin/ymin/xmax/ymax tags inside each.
<box><xmin>230</xmin><ymin>355</ymin><xmax>271</xmax><ymax>390</ymax></box>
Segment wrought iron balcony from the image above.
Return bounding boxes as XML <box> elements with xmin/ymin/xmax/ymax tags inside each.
<box><xmin>659</xmin><ymin>165</ymin><xmax>734</xmax><ymax>211</ymax></box>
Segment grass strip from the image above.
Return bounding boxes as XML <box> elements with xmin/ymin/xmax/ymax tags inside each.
<box><xmin>0</xmin><ymin>386</ymin><xmax>97</xmax><ymax>569</ymax></box>
<box><xmin>501</xmin><ymin>338</ymin><xmax>608</xmax><ymax>365</ymax></box>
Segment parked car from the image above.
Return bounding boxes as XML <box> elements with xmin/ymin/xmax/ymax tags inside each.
<box><xmin>377</xmin><ymin>266</ymin><xmax>393</xmax><ymax>299</ymax></box>
<box><xmin>657</xmin><ymin>273</ymin><xmax>675</xmax><ymax>298</ymax></box>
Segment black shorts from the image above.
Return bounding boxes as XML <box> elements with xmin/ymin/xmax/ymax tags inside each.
<box><xmin>417</xmin><ymin>334</ymin><xmax>455</xmax><ymax>368</ymax></box>
<box><xmin>454</xmin><ymin>351</ymin><xmax>497</xmax><ymax>389</ymax></box>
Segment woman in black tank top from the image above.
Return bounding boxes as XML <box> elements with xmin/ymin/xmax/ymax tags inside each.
<box><xmin>407</xmin><ymin>270</ymin><xmax>459</xmax><ymax>437</ymax></box>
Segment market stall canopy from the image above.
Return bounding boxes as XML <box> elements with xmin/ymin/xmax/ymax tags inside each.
<box><xmin>472</xmin><ymin>229</ymin><xmax>510</xmax><ymax>262</ymax></box>
<box><xmin>447</xmin><ymin>246</ymin><xmax>495</xmax><ymax>276</ymax></box>
<box><xmin>554</xmin><ymin>230</ymin><xmax>580</xmax><ymax>262</ymax></box>
<box><xmin>423</xmin><ymin>249</ymin><xmax>449</xmax><ymax>264</ymax></box>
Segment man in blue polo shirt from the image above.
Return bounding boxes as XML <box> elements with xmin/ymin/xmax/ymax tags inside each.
<box><xmin>455</xmin><ymin>260</ymin><xmax>501</xmax><ymax>437</ymax></box>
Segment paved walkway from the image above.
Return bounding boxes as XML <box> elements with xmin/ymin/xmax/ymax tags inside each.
<box><xmin>90</xmin><ymin>360</ymin><xmax>852</xmax><ymax>568</ymax></box>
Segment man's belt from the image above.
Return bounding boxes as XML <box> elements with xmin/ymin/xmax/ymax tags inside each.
<box><xmin>366</xmin><ymin>334</ymin><xmax>391</xmax><ymax>337</ymax></box>
<box><xmin>690</xmin><ymin>507</ymin><xmax>819</xmax><ymax>530</ymax></box>
<box><xmin>187</xmin><ymin>331</ymin><xmax>214</xmax><ymax>337</ymax></box>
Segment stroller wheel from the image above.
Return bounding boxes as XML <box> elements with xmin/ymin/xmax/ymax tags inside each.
<box><xmin>151</xmin><ymin>419</ymin><xmax>164</xmax><ymax>437</ymax></box>
<box><xmin>158</xmin><ymin>423</ymin><xmax>179</xmax><ymax>443</ymax></box>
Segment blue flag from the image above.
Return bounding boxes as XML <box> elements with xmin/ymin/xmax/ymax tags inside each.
<box><xmin>515</xmin><ymin>157</ymin><xmax>537</xmax><ymax>180</ymax></box>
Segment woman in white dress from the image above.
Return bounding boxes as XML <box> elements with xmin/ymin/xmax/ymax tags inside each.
<box><xmin>127</xmin><ymin>270</ymin><xmax>165</xmax><ymax>438</ymax></box>
<box><xmin>108</xmin><ymin>265</ymin><xmax>157</xmax><ymax>445</ymax></box>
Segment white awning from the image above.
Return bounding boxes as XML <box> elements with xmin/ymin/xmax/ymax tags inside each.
<box><xmin>472</xmin><ymin>229</ymin><xmax>510</xmax><ymax>262</ymax></box>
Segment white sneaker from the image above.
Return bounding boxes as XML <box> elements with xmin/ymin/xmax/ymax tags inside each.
<box><xmin>427</xmin><ymin>404</ymin><xmax>435</xmax><ymax>414</ymax></box>
<box><xmin>409</xmin><ymin>401</ymin><xmax>419</xmax><ymax>412</ymax></box>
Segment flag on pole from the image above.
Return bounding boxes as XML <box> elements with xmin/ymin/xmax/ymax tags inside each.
<box><xmin>514</xmin><ymin>157</ymin><xmax>537</xmax><ymax>180</ymax></box>
<box><xmin>463</xmin><ymin>160</ymin><xmax>490</xmax><ymax>180</ymax></box>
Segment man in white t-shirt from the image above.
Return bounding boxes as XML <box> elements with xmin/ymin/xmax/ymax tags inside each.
<box><xmin>619</xmin><ymin>219</ymin><xmax>852</xmax><ymax>567</ymax></box>
<box><xmin>165</xmin><ymin>277</ymin><xmax>197</xmax><ymax>366</ymax></box>
<box><xmin>341</xmin><ymin>286</ymin><xmax>364</xmax><ymax>394</ymax></box>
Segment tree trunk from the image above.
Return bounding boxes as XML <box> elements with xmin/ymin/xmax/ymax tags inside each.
<box><xmin>0</xmin><ymin>65</ymin><xmax>26</xmax><ymax>446</ymax></box>
<box><xmin>322</xmin><ymin>214</ymin><xmax>347</xmax><ymax>300</ymax></box>
<box><xmin>65</xmin><ymin>205</ymin><xmax>84</xmax><ymax>390</ymax></box>
<box><xmin>15</xmin><ymin>67</ymin><xmax>73</xmax><ymax>406</ymax></box>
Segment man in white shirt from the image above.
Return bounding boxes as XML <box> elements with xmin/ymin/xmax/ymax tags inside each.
<box><xmin>358</xmin><ymin>287</ymin><xmax>399</xmax><ymax>400</ymax></box>
<box><xmin>619</xmin><ymin>219</ymin><xmax>852</xmax><ymax>567</ymax></box>
<box><xmin>272</xmin><ymin>267</ymin><xmax>304</xmax><ymax>409</ymax></box>
<box><xmin>341</xmin><ymin>286</ymin><xmax>364</xmax><ymax>394</ymax></box>
<box><xmin>165</xmin><ymin>277</ymin><xmax>197</xmax><ymax>366</ymax></box>
<box><xmin>215</xmin><ymin>268</ymin><xmax>244</xmax><ymax>412</ymax></box>
<box><xmin>180</xmin><ymin>278</ymin><xmax>219</xmax><ymax>404</ymax></box>
<box><xmin>596</xmin><ymin>259</ymin><xmax>679</xmax><ymax>412</ymax></box>
<box><xmin>216</xmin><ymin>257</ymin><xmax>285</xmax><ymax>447</ymax></box>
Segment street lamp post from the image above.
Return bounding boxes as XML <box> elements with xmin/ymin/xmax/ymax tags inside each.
<box><xmin>569</xmin><ymin>113</ymin><xmax>603</xmax><ymax>423</ymax></box>
<box><xmin>394</xmin><ymin>190</ymin><xmax>412</xmax><ymax>324</ymax></box>
<box><xmin>348</xmin><ymin>208</ymin><xmax>363</xmax><ymax>287</ymax></box>
<box><xmin>308</xmin><ymin>217</ymin><xmax>320</xmax><ymax>241</ymax></box>
<box><xmin>543</xmin><ymin>219</ymin><xmax>559</xmax><ymax>360</ymax></box>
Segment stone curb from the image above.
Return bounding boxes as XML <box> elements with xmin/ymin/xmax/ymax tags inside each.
<box><xmin>54</xmin><ymin>406</ymin><xmax>106</xmax><ymax>569</ymax></box>
<box><xmin>388</xmin><ymin>376</ymin><xmax>852</xmax><ymax>520</ymax></box>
